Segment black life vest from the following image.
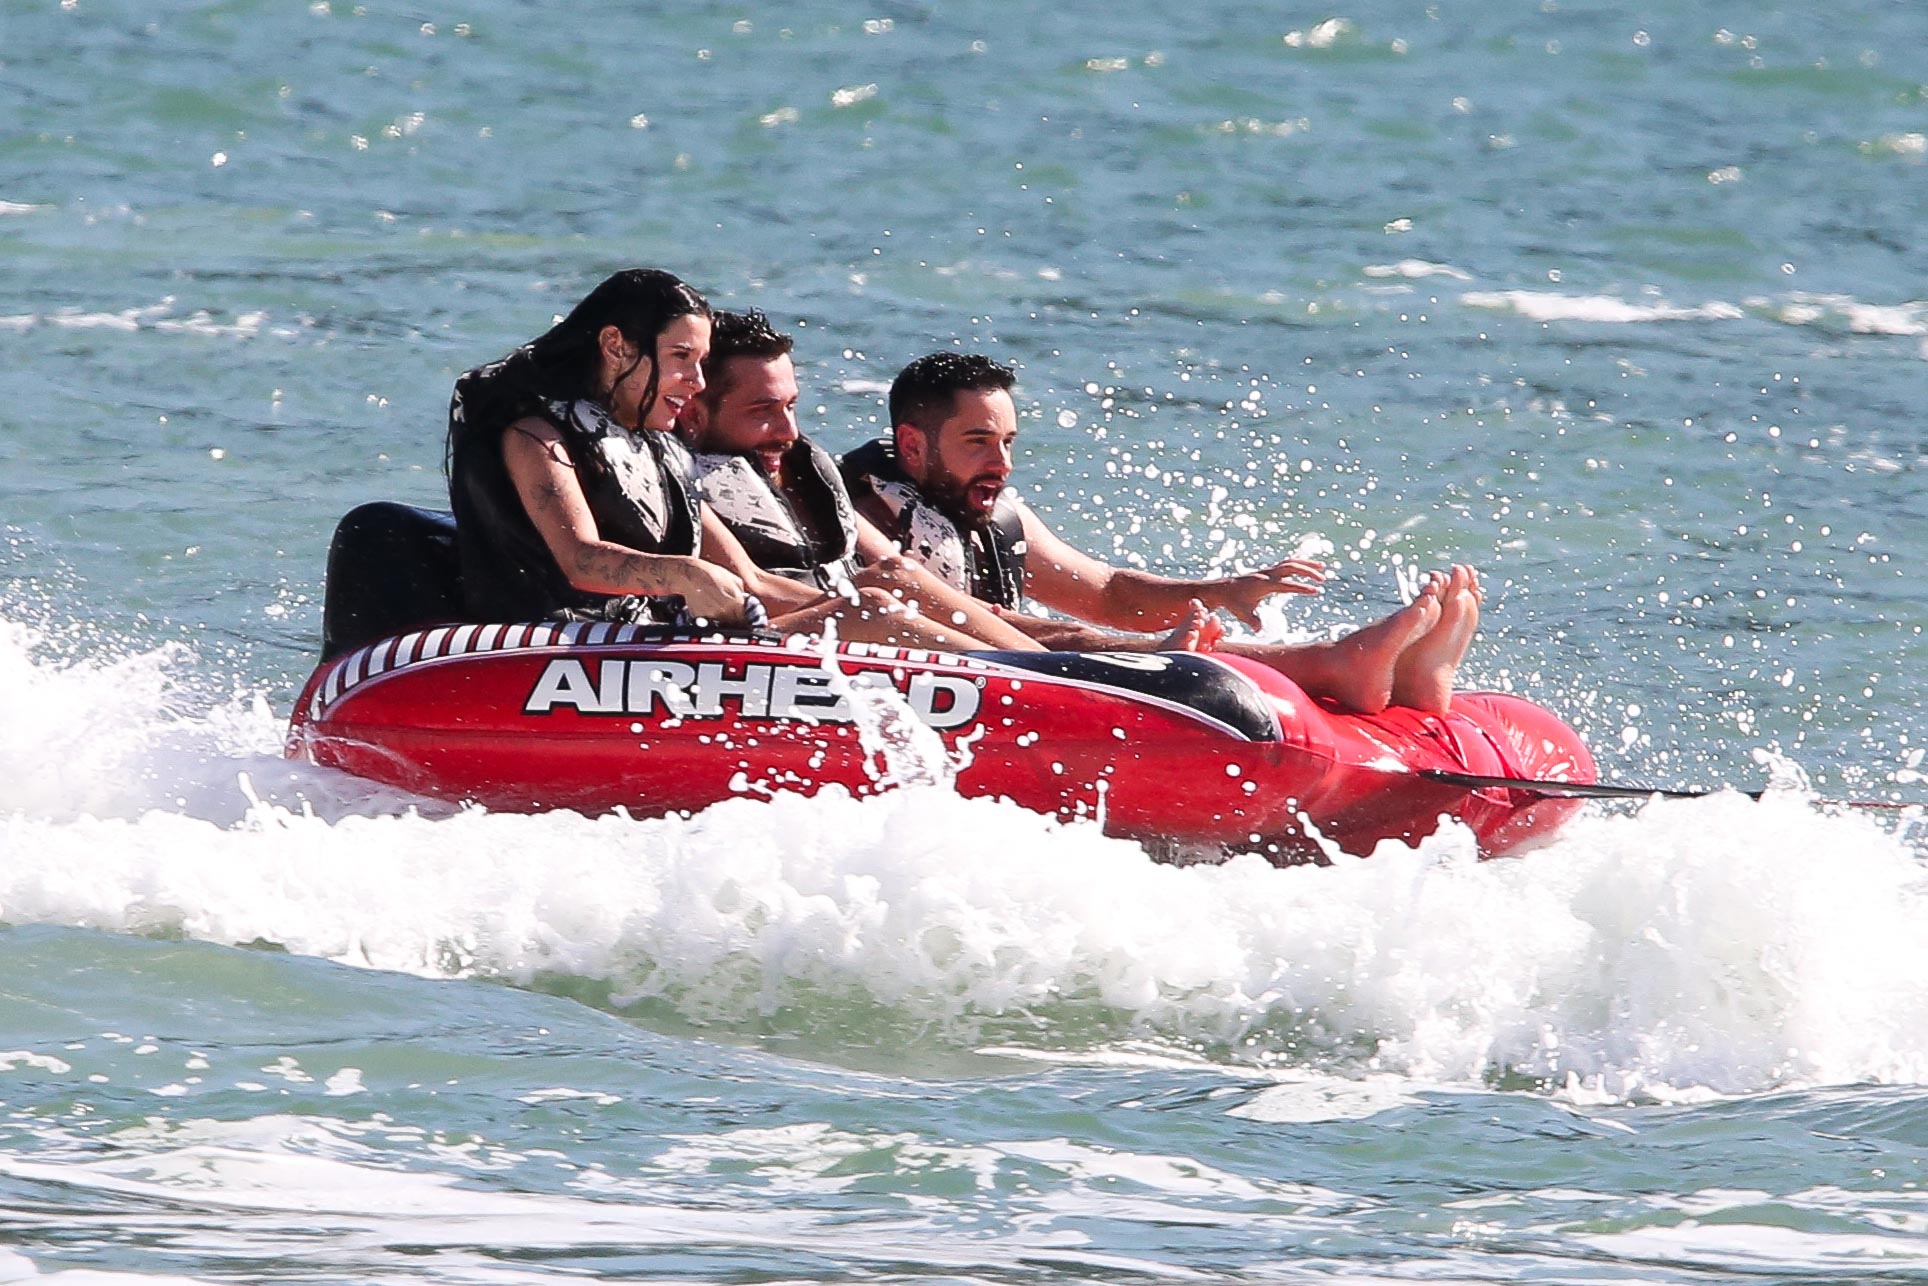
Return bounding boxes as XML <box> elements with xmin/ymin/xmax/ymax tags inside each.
<box><xmin>690</xmin><ymin>437</ymin><xmax>861</xmax><ymax>594</ymax></box>
<box><xmin>447</xmin><ymin>347</ymin><xmax>700</xmax><ymax>623</ymax></box>
<box><xmin>838</xmin><ymin>437</ymin><xmax>1028</xmax><ymax>609</ymax></box>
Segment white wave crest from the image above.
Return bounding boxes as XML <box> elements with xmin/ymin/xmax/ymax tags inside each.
<box><xmin>0</xmin><ymin>297</ymin><xmax>277</xmax><ymax>338</ymax></box>
<box><xmin>1769</xmin><ymin>292</ymin><xmax>1928</xmax><ymax>337</ymax></box>
<box><xmin>1365</xmin><ymin>260</ymin><xmax>1473</xmax><ymax>281</ymax></box>
<box><xmin>0</xmin><ymin>768</ymin><xmax>1923</xmax><ymax>1099</ymax></box>
<box><xmin>3</xmin><ymin>613</ymin><xmax>1925</xmax><ymax>1099</ymax></box>
<box><xmin>1463</xmin><ymin>290</ymin><xmax>1745</xmax><ymax>324</ymax></box>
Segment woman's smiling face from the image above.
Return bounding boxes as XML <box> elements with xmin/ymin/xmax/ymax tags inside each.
<box><xmin>603</xmin><ymin>313</ymin><xmax>712</xmax><ymax>431</ymax></box>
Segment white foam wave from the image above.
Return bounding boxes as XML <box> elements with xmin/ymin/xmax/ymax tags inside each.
<box><xmin>0</xmin><ymin>1114</ymin><xmax>824</xmax><ymax>1247</ymax></box>
<box><xmin>1578</xmin><ymin>1218</ymin><xmax>1928</xmax><ymax>1276</ymax></box>
<box><xmin>1768</xmin><ymin>292</ymin><xmax>1928</xmax><ymax>336</ymax></box>
<box><xmin>3</xmin><ymin>615</ymin><xmax>1926</xmax><ymax>1098</ymax></box>
<box><xmin>2</xmin><ymin>770</ymin><xmax>1925</xmax><ymax>1098</ymax></box>
<box><xmin>0</xmin><ymin>1114</ymin><xmax>1192</xmax><ymax>1278</ymax></box>
<box><xmin>1228</xmin><ymin>1073</ymin><xmax>1426</xmax><ymax>1123</ymax></box>
<box><xmin>0</xmin><ymin>618</ymin><xmax>376</xmax><ymax>825</ymax></box>
<box><xmin>1365</xmin><ymin>260</ymin><xmax>1473</xmax><ymax>281</ymax></box>
<box><xmin>1462</xmin><ymin>287</ymin><xmax>1928</xmax><ymax>341</ymax></box>
<box><xmin>1867</xmin><ymin>132</ymin><xmax>1927</xmax><ymax>157</ymax></box>
<box><xmin>0</xmin><ymin>1247</ymin><xmax>215</xmax><ymax>1285</ymax></box>
<box><xmin>1463</xmin><ymin>290</ymin><xmax>1744</xmax><ymax>324</ymax></box>
<box><xmin>0</xmin><ymin>297</ymin><xmax>277</xmax><ymax>339</ymax></box>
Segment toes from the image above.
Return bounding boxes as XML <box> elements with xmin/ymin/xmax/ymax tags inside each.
<box><xmin>1405</xmin><ymin>593</ymin><xmax>1443</xmax><ymax>636</ymax></box>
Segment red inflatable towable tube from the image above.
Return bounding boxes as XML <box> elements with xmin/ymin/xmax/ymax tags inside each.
<box><xmin>286</xmin><ymin>621</ymin><xmax>1594</xmax><ymax>863</ymax></box>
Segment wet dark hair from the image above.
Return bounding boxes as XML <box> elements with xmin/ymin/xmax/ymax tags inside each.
<box><xmin>526</xmin><ymin>268</ymin><xmax>711</xmax><ymax>419</ymax></box>
<box><xmin>446</xmin><ymin>268</ymin><xmax>710</xmax><ymax>481</ymax></box>
<box><xmin>888</xmin><ymin>351</ymin><xmax>1016</xmax><ymax>434</ymax></box>
<box><xmin>702</xmin><ymin>308</ymin><xmax>794</xmax><ymax>402</ymax></box>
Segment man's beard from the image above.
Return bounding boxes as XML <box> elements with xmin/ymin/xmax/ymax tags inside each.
<box><xmin>919</xmin><ymin>460</ymin><xmax>1000</xmax><ymax>529</ymax></box>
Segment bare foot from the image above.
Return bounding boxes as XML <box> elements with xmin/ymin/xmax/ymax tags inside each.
<box><xmin>1226</xmin><ymin>587</ymin><xmax>1441</xmax><ymax>713</ymax></box>
<box><xmin>1158</xmin><ymin>599</ymin><xmax>1225</xmax><ymax>653</ymax></box>
<box><xmin>1390</xmin><ymin>564</ymin><xmax>1481</xmax><ymax>713</ymax></box>
<box><xmin>1321</xmin><ymin>590</ymin><xmax>1442</xmax><ymax>713</ymax></box>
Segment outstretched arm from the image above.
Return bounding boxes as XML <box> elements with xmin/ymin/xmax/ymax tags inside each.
<box><xmin>1019</xmin><ymin>504</ymin><xmax>1323</xmax><ymax>630</ymax></box>
<box><xmin>1165</xmin><ymin>554</ymin><xmax>1327</xmax><ymax>627</ymax></box>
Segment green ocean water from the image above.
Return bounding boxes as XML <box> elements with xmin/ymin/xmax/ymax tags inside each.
<box><xmin>3</xmin><ymin>2</ymin><xmax>1927</xmax><ymax>1280</ymax></box>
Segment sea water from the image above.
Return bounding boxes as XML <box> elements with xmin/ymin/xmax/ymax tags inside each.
<box><xmin>3</xmin><ymin>1</ymin><xmax>1927</xmax><ymax>1280</ymax></box>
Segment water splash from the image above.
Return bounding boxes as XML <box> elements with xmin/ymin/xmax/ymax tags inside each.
<box><xmin>1</xmin><ymin>614</ymin><xmax>1924</xmax><ymax>1097</ymax></box>
<box><xmin>806</xmin><ymin>628</ymin><xmax>958</xmax><ymax>790</ymax></box>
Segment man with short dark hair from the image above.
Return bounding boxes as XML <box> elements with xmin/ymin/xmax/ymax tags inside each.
<box><xmin>841</xmin><ymin>352</ymin><xmax>1481</xmax><ymax>714</ymax></box>
<box><xmin>677</xmin><ymin>309</ymin><xmax>864</xmax><ymax>596</ymax></box>
<box><xmin>840</xmin><ymin>353</ymin><xmax>1032</xmax><ymax>609</ymax></box>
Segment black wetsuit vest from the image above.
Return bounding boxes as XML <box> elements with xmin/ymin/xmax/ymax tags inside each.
<box><xmin>447</xmin><ymin>348</ymin><xmax>700</xmax><ymax>623</ymax></box>
<box><xmin>690</xmin><ymin>437</ymin><xmax>861</xmax><ymax>594</ymax></box>
<box><xmin>838</xmin><ymin>437</ymin><xmax>1028</xmax><ymax>608</ymax></box>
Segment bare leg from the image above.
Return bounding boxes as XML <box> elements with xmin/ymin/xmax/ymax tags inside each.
<box><xmin>990</xmin><ymin>608</ymin><xmax>1220</xmax><ymax>653</ymax></box>
<box><xmin>1389</xmin><ymin>564</ymin><xmax>1480</xmax><ymax>713</ymax></box>
<box><xmin>771</xmin><ymin>586</ymin><xmax>1000</xmax><ymax>652</ymax></box>
<box><xmin>977</xmin><ymin>588</ymin><xmax>1444</xmax><ymax>714</ymax></box>
<box><xmin>850</xmin><ymin>555</ymin><xmax>1045</xmax><ymax>651</ymax></box>
<box><xmin>1216</xmin><ymin>581</ymin><xmax>1444</xmax><ymax>714</ymax></box>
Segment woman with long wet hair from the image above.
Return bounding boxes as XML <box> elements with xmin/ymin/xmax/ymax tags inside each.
<box><xmin>445</xmin><ymin>268</ymin><xmax>1017</xmax><ymax>649</ymax></box>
